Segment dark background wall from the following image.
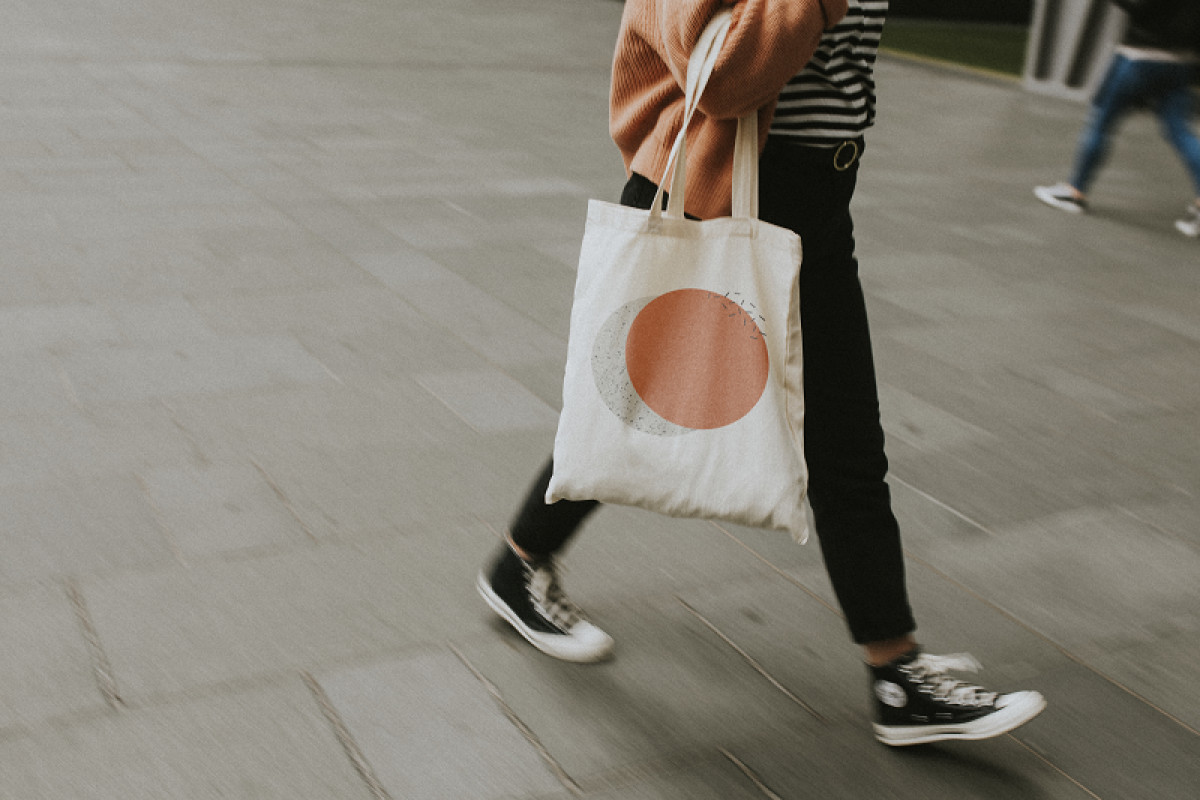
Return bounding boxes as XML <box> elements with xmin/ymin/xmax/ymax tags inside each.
<box><xmin>890</xmin><ymin>0</ymin><xmax>1034</xmax><ymax>24</ymax></box>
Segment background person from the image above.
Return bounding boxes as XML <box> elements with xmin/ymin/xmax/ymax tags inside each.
<box><xmin>1035</xmin><ymin>0</ymin><xmax>1200</xmax><ymax>237</ymax></box>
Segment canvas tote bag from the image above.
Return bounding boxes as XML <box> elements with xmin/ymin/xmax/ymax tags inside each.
<box><xmin>547</xmin><ymin>10</ymin><xmax>809</xmax><ymax>541</ymax></box>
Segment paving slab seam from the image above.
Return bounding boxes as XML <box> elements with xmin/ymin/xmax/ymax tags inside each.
<box><xmin>0</xmin><ymin>670</ymin><xmax>334</xmax><ymax>747</ymax></box>
<box><xmin>34</xmin><ymin>513</ymin><xmax>486</xmax><ymax>597</ymax></box>
<box><xmin>1114</xmin><ymin>503</ymin><xmax>1199</xmax><ymax>551</ymax></box>
<box><xmin>64</xmin><ymin>577</ymin><xmax>124</xmax><ymax>710</ymax></box>
<box><xmin>250</xmin><ymin>456</ymin><xmax>320</xmax><ymax>542</ymax></box>
<box><xmin>719</xmin><ymin>747</ymin><xmax>786</xmax><ymax>800</ymax></box>
<box><xmin>76</xmin><ymin>670</ymin><xmax>309</xmax><ymax>717</ymax></box>
<box><xmin>129</xmin><ymin>470</ymin><xmax>188</xmax><ymax>566</ymax></box>
<box><xmin>676</xmin><ymin>596</ymin><xmax>826</xmax><ymax>723</ymax></box>
<box><xmin>707</xmin><ymin>520</ymin><xmax>843</xmax><ymax>618</ymax></box>
<box><xmin>301</xmin><ymin>670</ymin><xmax>394</xmax><ymax>800</ymax></box>
<box><xmin>1005</xmin><ymin>735</ymin><xmax>1106</xmax><ymax>800</ymax></box>
<box><xmin>55</xmin><ymin>364</ymin><xmax>84</xmax><ymax>409</ymax></box>
<box><xmin>522</xmin><ymin>740</ymin><xmax>772</xmax><ymax>799</ymax></box>
<box><xmin>889</xmin><ymin>473</ymin><xmax>993</xmax><ymax>535</ymax></box>
<box><xmin>158</xmin><ymin>398</ymin><xmax>217</xmax><ymax>466</ymax></box>
<box><xmin>477</xmin><ymin>513</ymin><xmax>509</xmax><ymax>544</ymax></box>
<box><xmin>449</xmin><ymin>642</ymin><xmax>585</xmax><ymax>797</ymax></box>
<box><xmin>294</xmin><ymin>345</ymin><xmax>347</xmax><ymax>388</ymax></box>
<box><xmin>64</xmin><ymin>531</ymin><xmax>321</xmax><ymax>582</ymax></box>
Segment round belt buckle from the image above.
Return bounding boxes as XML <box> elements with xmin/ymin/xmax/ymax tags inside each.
<box><xmin>834</xmin><ymin>139</ymin><xmax>860</xmax><ymax>171</ymax></box>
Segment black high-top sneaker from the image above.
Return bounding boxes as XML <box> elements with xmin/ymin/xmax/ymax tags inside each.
<box><xmin>870</xmin><ymin>650</ymin><xmax>1046</xmax><ymax>746</ymax></box>
<box><xmin>477</xmin><ymin>544</ymin><xmax>613</xmax><ymax>663</ymax></box>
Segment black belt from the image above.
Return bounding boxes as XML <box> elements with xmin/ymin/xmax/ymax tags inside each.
<box><xmin>769</xmin><ymin>136</ymin><xmax>865</xmax><ymax>172</ymax></box>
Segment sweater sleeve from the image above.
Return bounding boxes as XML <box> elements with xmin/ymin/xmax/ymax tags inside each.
<box><xmin>657</xmin><ymin>0</ymin><xmax>849</xmax><ymax>120</ymax></box>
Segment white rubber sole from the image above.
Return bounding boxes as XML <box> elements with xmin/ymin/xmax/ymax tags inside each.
<box><xmin>1034</xmin><ymin>186</ymin><xmax>1085</xmax><ymax>214</ymax></box>
<box><xmin>476</xmin><ymin>572</ymin><xmax>614</xmax><ymax>663</ymax></box>
<box><xmin>874</xmin><ymin>691</ymin><xmax>1047</xmax><ymax>746</ymax></box>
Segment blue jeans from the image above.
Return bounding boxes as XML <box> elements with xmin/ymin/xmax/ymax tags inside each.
<box><xmin>1070</xmin><ymin>54</ymin><xmax>1200</xmax><ymax>196</ymax></box>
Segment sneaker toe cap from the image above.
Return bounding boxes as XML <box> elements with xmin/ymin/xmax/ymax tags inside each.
<box><xmin>561</xmin><ymin>621</ymin><xmax>615</xmax><ymax>661</ymax></box>
<box><xmin>525</xmin><ymin>620</ymin><xmax>614</xmax><ymax>663</ymax></box>
<box><xmin>996</xmin><ymin>690</ymin><xmax>1047</xmax><ymax>715</ymax></box>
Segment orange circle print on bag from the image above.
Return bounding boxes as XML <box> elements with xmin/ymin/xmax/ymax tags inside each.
<box><xmin>591</xmin><ymin>289</ymin><xmax>769</xmax><ymax>436</ymax></box>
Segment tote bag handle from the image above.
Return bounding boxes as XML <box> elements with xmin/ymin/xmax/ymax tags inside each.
<box><xmin>651</xmin><ymin>9</ymin><xmax>758</xmax><ymax>221</ymax></box>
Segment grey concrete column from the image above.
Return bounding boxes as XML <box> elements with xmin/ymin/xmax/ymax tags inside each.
<box><xmin>1024</xmin><ymin>0</ymin><xmax>1126</xmax><ymax>101</ymax></box>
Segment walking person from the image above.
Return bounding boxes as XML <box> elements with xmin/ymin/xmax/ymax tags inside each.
<box><xmin>1035</xmin><ymin>0</ymin><xmax>1200</xmax><ymax>237</ymax></box>
<box><xmin>479</xmin><ymin>0</ymin><xmax>1047</xmax><ymax>746</ymax></box>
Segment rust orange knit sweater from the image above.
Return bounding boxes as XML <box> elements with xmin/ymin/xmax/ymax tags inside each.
<box><xmin>610</xmin><ymin>0</ymin><xmax>848</xmax><ymax>219</ymax></box>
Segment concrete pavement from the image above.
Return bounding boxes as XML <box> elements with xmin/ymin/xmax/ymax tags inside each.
<box><xmin>1</xmin><ymin>0</ymin><xmax>1199</xmax><ymax>796</ymax></box>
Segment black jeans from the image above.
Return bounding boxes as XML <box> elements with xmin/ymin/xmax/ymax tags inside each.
<box><xmin>510</xmin><ymin>136</ymin><xmax>915</xmax><ymax>645</ymax></box>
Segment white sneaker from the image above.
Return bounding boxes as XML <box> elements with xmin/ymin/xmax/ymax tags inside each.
<box><xmin>1174</xmin><ymin>204</ymin><xmax>1200</xmax><ymax>237</ymax></box>
<box><xmin>1034</xmin><ymin>183</ymin><xmax>1088</xmax><ymax>214</ymax></box>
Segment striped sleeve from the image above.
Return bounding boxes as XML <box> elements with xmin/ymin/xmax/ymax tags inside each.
<box><xmin>769</xmin><ymin>0</ymin><xmax>887</xmax><ymax>145</ymax></box>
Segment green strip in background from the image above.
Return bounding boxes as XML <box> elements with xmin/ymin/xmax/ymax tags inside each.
<box><xmin>882</xmin><ymin>22</ymin><xmax>1030</xmax><ymax>77</ymax></box>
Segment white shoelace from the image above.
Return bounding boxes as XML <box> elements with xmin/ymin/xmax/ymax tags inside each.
<box><xmin>902</xmin><ymin>653</ymin><xmax>998</xmax><ymax>708</ymax></box>
<box><xmin>526</xmin><ymin>561</ymin><xmax>584</xmax><ymax>630</ymax></box>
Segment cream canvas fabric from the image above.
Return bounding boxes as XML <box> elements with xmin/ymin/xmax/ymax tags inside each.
<box><xmin>547</xmin><ymin>11</ymin><xmax>809</xmax><ymax>540</ymax></box>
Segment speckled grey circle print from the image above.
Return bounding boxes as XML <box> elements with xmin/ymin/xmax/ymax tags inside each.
<box><xmin>591</xmin><ymin>297</ymin><xmax>693</xmax><ymax>437</ymax></box>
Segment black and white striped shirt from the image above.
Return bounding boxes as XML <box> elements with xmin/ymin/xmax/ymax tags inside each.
<box><xmin>769</xmin><ymin>0</ymin><xmax>888</xmax><ymax>145</ymax></box>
